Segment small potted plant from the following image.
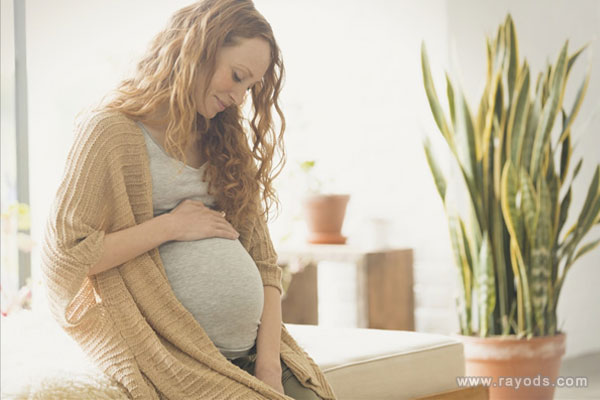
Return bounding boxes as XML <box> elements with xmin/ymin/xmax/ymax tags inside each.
<box><xmin>299</xmin><ymin>160</ymin><xmax>350</xmax><ymax>244</ymax></box>
<box><xmin>421</xmin><ymin>14</ymin><xmax>599</xmax><ymax>400</ymax></box>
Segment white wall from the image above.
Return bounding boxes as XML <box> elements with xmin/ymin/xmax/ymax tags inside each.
<box><xmin>254</xmin><ymin>0</ymin><xmax>456</xmax><ymax>334</ymax></box>
<box><xmin>24</xmin><ymin>0</ymin><xmax>598</xmax><ymax>359</ymax></box>
<box><xmin>26</xmin><ymin>0</ymin><xmax>192</xmax><ymax>311</ymax></box>
<box><xmin>446</xmin><ymin>0</ymin><xmax>600</xmax><ymax>359</ymax></box>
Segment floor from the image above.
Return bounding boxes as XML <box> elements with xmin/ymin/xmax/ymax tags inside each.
<box><xmin>555</xmin><ymin>352</ymin><xmax>600</xmax><ymax>399</ymax></box>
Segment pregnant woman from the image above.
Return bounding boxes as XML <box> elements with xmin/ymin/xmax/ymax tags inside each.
<box><xmin>40</xmin><ymin>1</ymin><xmax>336</xmax><ymax>399</ymax></box>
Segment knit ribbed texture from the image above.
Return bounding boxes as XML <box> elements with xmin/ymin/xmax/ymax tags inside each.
<box><xmin>41</xmin><ymin>110</ymin><xmax>337</xmax><ymax>400</ymax></box>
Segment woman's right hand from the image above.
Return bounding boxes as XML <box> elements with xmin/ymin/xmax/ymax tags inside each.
<box><xmin>166</xmin><ymin>199</ymin><xmax>239</xmax><ymax>241</ymax></box>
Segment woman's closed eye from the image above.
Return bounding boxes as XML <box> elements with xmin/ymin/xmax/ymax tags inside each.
<box><xmin>233</xmin><ymin>72</ymin><xmax>253</xmax><ymax>92</ymax></box>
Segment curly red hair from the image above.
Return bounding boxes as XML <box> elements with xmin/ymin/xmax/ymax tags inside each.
<box><xmin>96</xmin><ymin>0</ymin><xmax>286</xmax><ymax>229</ymax></box>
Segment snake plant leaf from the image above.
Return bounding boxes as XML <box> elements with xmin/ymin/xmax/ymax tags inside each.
<box><xmin>507</xmin><ymin>63</ymin><xmax>530</xmax><ymax>165</ymax></box>
<box><xmin>572</xmin><ymin>238</ymin><xmax>600</xmax><ymax>264</ymax></box>
<box><xmin>573</xmin><ymin>158</ymin><xmax>583</xmax><ymax>180</ymax></box>
<box><xmin>542</xmin><ymin>63</ymin><xmax>552</xmax><ymax>104</ymax></box>
<box><xmin>453</xmin><ymin>88</ymin><xmax>479</xmax><ymax>187</ymax></box>
<box><xmin>494</xmin><ymin>24</ymin><xmax>506</xmax><ymax>72</ymax></box>
<box><xmin>459</xmin><ymin>218</ymin><xmax>476</xmax><ymax>274</ymax></box>
<box><xmin>576</xmin><ymin>166</ymin><xmax>600</xmax><ymax>235</ymax></box>
<box><xmin>448</xmin><ymin>212</ymin><xmax>472</xmax><ymax>335</ymax></box>
<box><xmin>501</xmin><ymin>160</ymin><xmax>524</xmax><ymax>247</ymax></box>
<box><xmin>561</xmin><ymin>159</ymin><xmax>585</xmax><ymax>238</ymax></box>
<box><xmin>491</xmin><ymin>203</ymin><xmax>511</xmax><ymax>335</ymax></box>
<box><xmin>520</xmin><ymin>168</ymin><xmax>539</xmax><ymax>247</ymax></box>
<box><xmin>486</xmin><ymin>38</ymin><xmax>493</xmax><ymax>85</ymax></box>
<box><xmin>557</xmin><ymin>64</ymin><xmax>591</xmax><ymax>145</ymax></box>
<box><xmin>547</xmin><ymin>156</ymin><xmax>560</xmax><ymax>240</ymax></box>
<box><xmin>481</xmin><ymin>72</ymin><xmax>501</xmax><ymax>164</ymax></box>
<box><xmin>446</xmin><ymin>73</ymin><xmax>456</xmax><ymax>127</ymax></box>
<box><xmin>505</xmin><ymin>14</ymin><xmax>519</xmax><ymax>104</ymax></box>
<box><xmin>531</xmin><ymin>179</ymin><xmax>552</xmax><ymax>334</ymax></box>
<box><xmin>580</xmin><ymin>183</ymin><xmax>600</xmax><ymax>237</ymax></box>
<box><xmin>559</xmin><ymin>124</ymin><xmax>572</xmax><ymax>185</ymax></box>
<box><xmin>421</xmin><ymin>42</ymin><xmax>454</xmax><ymax>148</ymax></box>
<box><xmin>423</xmin><ymin>137</ymin><xmax>447</xmax><ymax>201</ymax></box>
<box><xmin>509</xmin><ymin>238</ymin><xmax>533</xmax><ymax>336</ymax></box>
<box><xmin>566</xmin><ymin>43</ymin><xmax>589</xmax><ymax>76</ymax></box>
<box><xmin>530</xmin><ymin>42</ymin><xmax>568</xmax><ymax>180</ymax></box>
<box><xmin>476</xmin><ymin>91</ymin><xmax>488</xmax><ymax>141</ymax></box>
<box><xmin>476</xmin><ymin>235</ymin><xmax>496</xmax><ymax>337</ymax></box>
<box><xmin>557</xmin><ymin>187</ymin><xmax>572</xmax><ymax>243</ymax></box>
<box><xmin>493</xmin><ymin>73</ymin><xmax>505</xmax><ymax>128</ymax></box>
<box><xmin>516</xmin><ymin>238</ymin><xmax>534</xmax><ymax>337</ymax></box>
<box><xmin>522</xmin><ymin>77</ymin><xmax>542</xmax><ymax>171</ymax></box>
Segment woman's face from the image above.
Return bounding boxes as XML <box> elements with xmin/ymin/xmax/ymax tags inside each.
<box><xmin>195</xmin><ymin>37</ymin><xmax>271</xmax><ymax>119</ymax></box>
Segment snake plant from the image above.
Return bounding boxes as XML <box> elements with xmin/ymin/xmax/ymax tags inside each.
<box><xmin>421</xmin><ymin>14</ymin><xmax>600</xmax><ymax>338</ymax></box>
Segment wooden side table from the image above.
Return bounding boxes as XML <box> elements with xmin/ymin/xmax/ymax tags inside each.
<box><xmin>277</xmin><ymin>244</ymin><xmax>414</xmax><ymax>331</ymax></box>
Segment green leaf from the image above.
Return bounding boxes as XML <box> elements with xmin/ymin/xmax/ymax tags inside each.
<box><xmin>460</xmin><ymin>219</ymin><xmax>476</xmax><ymax>275</ymax></box>
<box><xmin>520</xmin><ymin>168</ymin><xmax>539</xmax><ymax>247</ymax></box>
<box><xmin>559</xmin><ymin>126</ymin><xmax>572</xmax><ymax>185</ymax></box>
<box><xmin>501</xmin><ymin>160</ymin><xmax>524</xmax><ymax>246</ymax></box>
<box><xmin>530</xmin><ymin>179</ymin><xmax>552</xmax><ymax>335</ymax></box>
<box><xmin>448</xmin><ymin>212</ymin><xmax>472</xmax><ymax>335</ymax></box>
<box><xmin>530</xmin><ymin>42</ymin><xmax>568</xmax><ymax>180</ymax></box>
<box><xmin>573</xmin><ymin>159</ymin><xmax>583</xmax><ymax>180</ymax></box>
<box><xmin>576</xmin><ymin>166</ymin><xmax>600</xmax><ymax>234</ymax></box>
<box><xmin>557</xmin><ymin>65</ymin><xmax>591</xmax><ymax>145</ymax></box>
<box><xmin>423</xmin><ymin>137</ymin><xmax>447</xmax><ymax>201</ymax></box>
<box><xmin>573</xmin><ymin>238</ymin><xmax>600</xmax><ymax>264</ymax></box>
<box><xmin>421</xmin><ymin>42</ymin><xmax>454</xmax><ymax>148</ymax></box>
<box><xmin>505</xmin><ymin>14</ymin><xmax>519</xmax><ymax>104</ymax></box>
<box><xmin>557</xmin><ymin>187</ymin><xmax>572</xmax><ymax>242</ymax></box>
<box><xmin>453</xmin><ymin>89</ymin><xmax>479</xmax><ymax>186</ymax></box>
<box><xmin>521</xmin><ymin>77</ymin><xmax>542</xmax><ymax>171</ymax></box>
<box><xmin>537</xmin><ymin>178</ymin><xmax>553</xmax><ymax>251</ymax></box>
<box><xmin>446</xmin><ymin>73</ymin><xmax>456</xmax><ymax>127</ymax></box>
<box><xmin>566</xmin><ymin>43</ymin><xmax>588</xmax><ymax>76</ymax></box>
<box><xmin>507</xmin><ymin>63</ymin><xmax>530</xmax><ymax>165</ymax></box>
<box><xmin>476</xmin><ymin>235</ymin><xmax>496</xmax><ymax>337</ymax></box>
<box><xmin>546</xmin><ymin>156</ymin><xmax>560</xmax><ymax>241</ymax></box>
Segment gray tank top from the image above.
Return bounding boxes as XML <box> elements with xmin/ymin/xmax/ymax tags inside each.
<box><xmin>137</xmin><ymin>120</ymin><xmax>264</xmax><ymax>360</ymax></box>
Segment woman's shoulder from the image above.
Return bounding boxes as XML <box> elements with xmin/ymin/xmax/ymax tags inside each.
<box><xmin>75</xmin><ymin>108</ymin><xmax>137</xmax><ymax>135</ymax></box>
<box><xmin>73</xmin><ymin>108</ymin><xmax>141</xmax><ymax>146</ymax></box>
<box><xmin>68</xmin><ymin>108</ymin><xmax>143</xmax><ymax>164</ymax></box>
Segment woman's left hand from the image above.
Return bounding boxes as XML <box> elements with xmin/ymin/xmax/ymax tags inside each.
<box><xmin>255</xmin><ymin>362</ymin><xmax>284</xmax><ymax>395</ymax></box>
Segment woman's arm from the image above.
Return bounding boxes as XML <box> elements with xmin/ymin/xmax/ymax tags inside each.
<box><xmin>87</xmin><ymin>214</ymin><xmax>174</xmax><ymax>276</ymax></box>
<box><xmin>256</xmin><ymin>285</ymin><xmax>283</xmax><ymax>366</ymax></box>
<box><xmin>87</xmin><ymin>200</ymin><xmax>238</xmax><ymax>276</ymax></box>
<box><xmin>254</xmin><ymin>285</ymin><xmax>284</xmax><ymax>394</ymax></box>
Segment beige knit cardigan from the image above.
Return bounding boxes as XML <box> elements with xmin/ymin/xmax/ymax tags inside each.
<box><xmin>40</xmin><ymin>110</ymin><xmax>337</xmax><ymax>400</ymax></box>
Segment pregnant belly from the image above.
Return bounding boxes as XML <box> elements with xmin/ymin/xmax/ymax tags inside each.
<box><xmin>158</xmin><ymin>237</ymin><xmax>265</xmax><ymax>350</ymax></box>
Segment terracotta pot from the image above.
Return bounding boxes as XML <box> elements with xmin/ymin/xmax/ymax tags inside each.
<box><xmin>302</xmin><ymin>194</ymin><xmax>350</xmax><ymax>244</ymax></box>
<box><xmin>456</xmin><ymin>332</ymin><xmax>566</xmax><ymax>400</ymax></box>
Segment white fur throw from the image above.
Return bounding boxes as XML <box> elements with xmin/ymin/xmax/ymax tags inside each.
<box><xmin>1</xmin><ymin>308</ymin><xmax>130</xmax><ymax>399</ymax></box>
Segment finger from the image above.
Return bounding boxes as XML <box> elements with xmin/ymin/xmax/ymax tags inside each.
<box><xmin>213</xmin><ymin>219</ymin><xmax>238</xmax><ymax>233</ymax></box>
<box><xmin>214</xmin><ymin>228</ymin><xmax>239</xmax><ymax>239</ymax></box>
<box><xmin>207</xmin><ymin>209</ymin><xmax>227</xmax><ymax>219</ymax></box>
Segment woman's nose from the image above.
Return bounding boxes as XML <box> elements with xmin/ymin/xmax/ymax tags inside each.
<box><xmin>229</xmin><ymin>86</ymin><xmax>246</xmax><ymax>106</ymax></box>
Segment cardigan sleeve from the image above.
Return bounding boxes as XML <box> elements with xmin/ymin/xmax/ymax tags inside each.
<box><xmin>247</xmin><ymin>209</ymin><xmax>283</xmax><ymax>295</ymax></box>
<box><xmin>41</xmin><ymin>113</ymin><xmax>115</xmax><ymax>328</ymax></box>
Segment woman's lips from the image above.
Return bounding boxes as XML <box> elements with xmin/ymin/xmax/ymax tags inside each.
<box><xmin>216</xmin><ymin>97</ymin><xmax>226</xmax><ymax>111</ymax></box>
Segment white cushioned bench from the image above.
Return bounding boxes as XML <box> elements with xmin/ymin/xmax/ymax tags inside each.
<box><xmin>1</xmin><ymin>309</ymin><xmax>466</xmax><ymax>399</ymax></box>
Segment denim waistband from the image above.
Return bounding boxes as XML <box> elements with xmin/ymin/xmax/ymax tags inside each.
<box><xmin>230</xmin><ymin>343</ymin><xmax>257</xmax><ymax>363</ymax></box>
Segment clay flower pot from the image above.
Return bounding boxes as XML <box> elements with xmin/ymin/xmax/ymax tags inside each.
<box><xmin>302</xmin><ymin>194</ymin><xmax>350</xmax><ymax>244</ymax></box>
<box><xmin>456</xmin><ymin>332</ymin><xmax>566</xmax><ymax>400</ymax></box>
